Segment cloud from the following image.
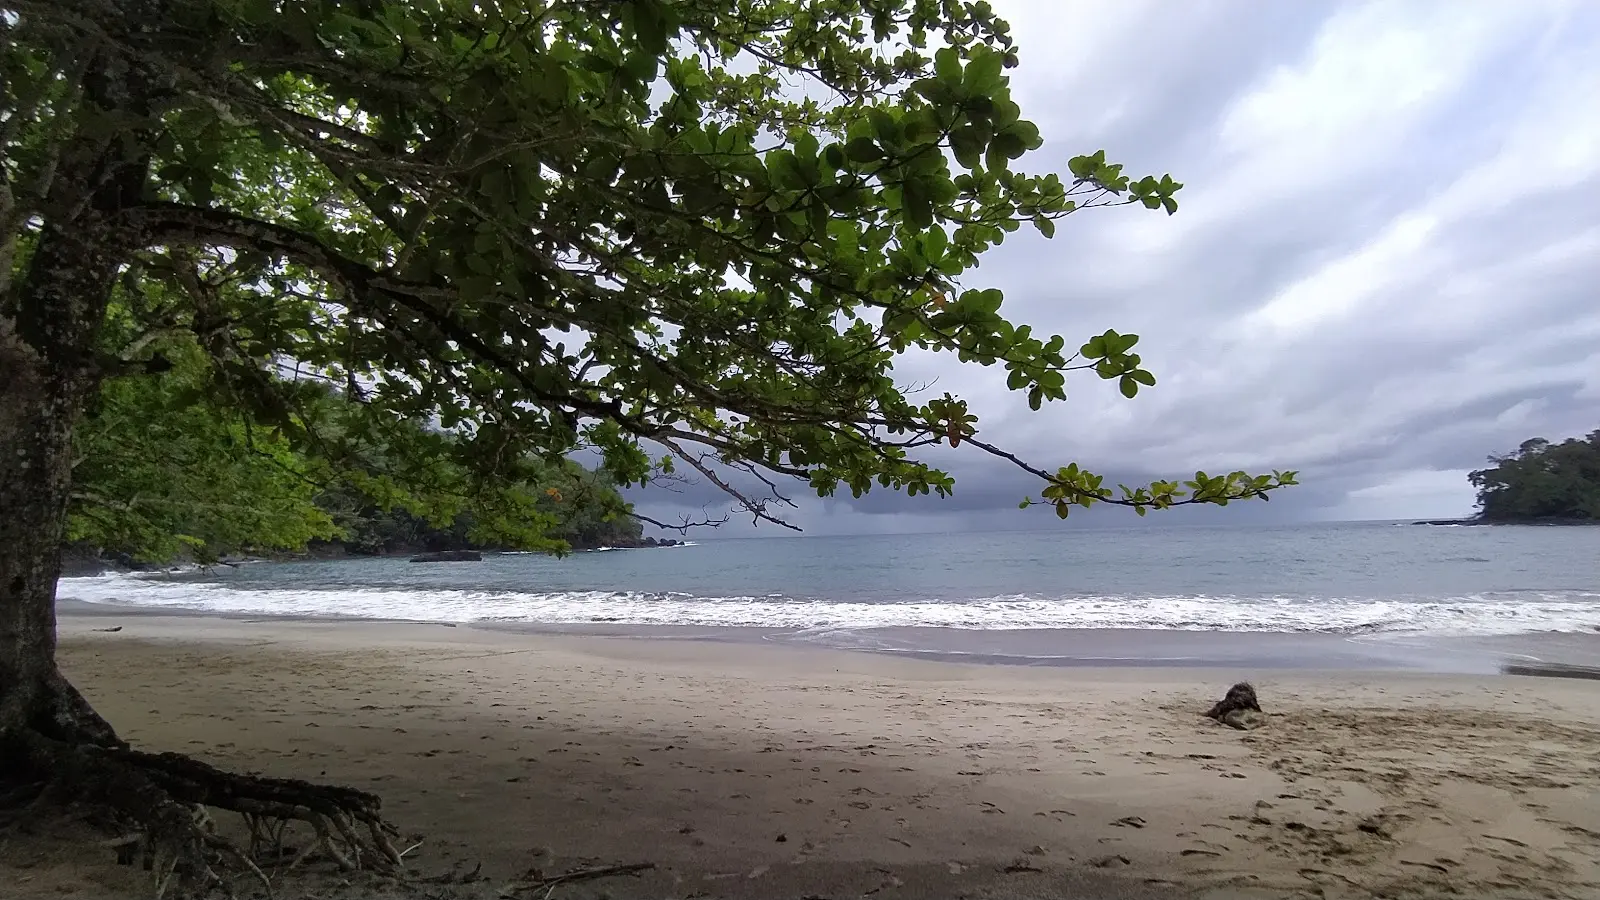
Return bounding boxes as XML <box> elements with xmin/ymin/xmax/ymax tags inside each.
<box><xmin>630</xmin><ymin>0</ymin><xmax>1600</xmax><ymax>535</ymax></box>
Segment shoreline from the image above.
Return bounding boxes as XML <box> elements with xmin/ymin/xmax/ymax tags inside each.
<box><xmin>58</xmin><ymin>540</ymin><xmax>697</xmax><ymax>577</ymax></box>
<box><xmin>57</xmin><ymin>599</ymin><xmax>1600</xmax><ymax>676</ymax></box>
<box><xmin>15</xmin><ymin>612</ymin><xmax>1600</xmax><ymax>900</ymax></box>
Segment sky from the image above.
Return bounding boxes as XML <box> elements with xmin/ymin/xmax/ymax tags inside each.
<box><xmin>628</xmin><ymin>0</ymin><xmax>1600</xmax><ymax>537</ymax></box>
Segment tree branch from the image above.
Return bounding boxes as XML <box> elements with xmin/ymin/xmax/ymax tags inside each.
<box><xmin>657</xmin><ymin>436</ymin><xmax>801</xmax><ymax>531</ymax></box>
<box><xmin>630</xmin><ymin>509</ymin><xmax>731</xmax><ymax>534</ymax></box>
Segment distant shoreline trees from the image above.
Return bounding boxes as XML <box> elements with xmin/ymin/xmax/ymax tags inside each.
<box><xmin>1469</xmin><ymin>430</ymin><xmax>1600</xmax><ymax>523</ymax></box>
<box><xmin>67</xmin><ymin>330</ymin><xmax>644</xmax><ymax>565</ymax></box>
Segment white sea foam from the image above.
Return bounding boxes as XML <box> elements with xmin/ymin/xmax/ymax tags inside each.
<box><xmin>55</xmin><ymin>573</ymin><xmax>1600</xmax><ymax>635</ymax></box>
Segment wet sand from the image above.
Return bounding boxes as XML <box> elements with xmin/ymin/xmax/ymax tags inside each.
<box><xmin>58</xmin><ymin>598</ymin><xmax>1600</xmax><ymax>674</ymax></box>
<box><xmin>6</xmin><ymin>613</ymin><xmax>1600</xmax><ymax>899</ymax></box>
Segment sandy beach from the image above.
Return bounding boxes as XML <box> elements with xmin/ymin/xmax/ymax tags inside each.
<box><xmin>6</xmin><ymin>614</ymin><xmax>1600</xmax><ymax>900</ymax></box>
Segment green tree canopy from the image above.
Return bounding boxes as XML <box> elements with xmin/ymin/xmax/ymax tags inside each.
<box><xmin>69</xmin><ymin>342</ymin><xmax>340</xmax><ymax>563</ymax></box>
<box><xmin>7</xmin><ymin>0</ymin><xmax>1295</xmax><ymax>533</ymax></box>
<box><xmin>71</xmin><ymin>299</ymin><xmax>643</xmax><ymax>562</ymax></box>
<box><xmin>1470</xmin><ymin>430</ymin><xmax>1600</xmax><ymax>523</ymax></box>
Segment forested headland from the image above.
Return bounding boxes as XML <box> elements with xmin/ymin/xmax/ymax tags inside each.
<box><xmin>65</xmin><ymin>311</ymin><xmax>645</xmax><ymax>569</ymax></box>
<box><xmin>1469</xmin><ymin>430</ymin><xmax>1600</xmax><ymax>524</ymax></box>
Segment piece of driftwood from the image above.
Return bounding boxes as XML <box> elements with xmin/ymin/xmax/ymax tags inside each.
<box><xmin>1204</xmin><ymin>682</ymin><xmax>1267</xmax><ymax>730</ymax></box>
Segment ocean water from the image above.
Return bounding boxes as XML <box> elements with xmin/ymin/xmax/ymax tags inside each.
<box><xmin>58</xmin><ymin>522</ymin><xmax>1600</xmax><ymax>643</ymax></box>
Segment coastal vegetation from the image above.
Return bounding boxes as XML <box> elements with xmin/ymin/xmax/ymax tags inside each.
<box><xmin>69</xmin><ymin>322</ymin><xmax>643</xmax><ymax>564</ymax></box>
<box><xmin>1470</xmin><ymin>430</ymin><xmax>1600</xmax><ymax>524</ymax></box>
<box><xmin>2</xmin><ymin>0</ymin><xmax>1296</xmax><ymax>894</ymax></box>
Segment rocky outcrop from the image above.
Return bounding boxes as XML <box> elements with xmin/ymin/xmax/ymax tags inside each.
<box><xmin>1412</xmin><ymin>516</ymin><xmax>1598</xmax><ymax>526</ymax></box>
<box><xmin>572</xmin><ymin>535</ymin><xmax>684</xmax><ymax>550</ymax></box>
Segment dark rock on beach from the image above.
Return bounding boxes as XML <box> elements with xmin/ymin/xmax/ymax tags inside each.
<box><xmin>1205</xmin><ymin>682</ymin><xmax>1267</xmax><ymax>731</ymax></box>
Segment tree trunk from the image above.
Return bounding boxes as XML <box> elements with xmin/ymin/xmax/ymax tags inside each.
<box><xmin>2</xmin><ymin>262</ymin><xmax>404</xmax><ymax>883</ymax></box>
<box><xmin>0</xmin><ymin>225</ymin><xmax>127</xmax><ymax>750</ymax></box>
<box><xmin>0</xmin><ymin>357</ymin><xmax>125</xmax><ymax>750</ymax></box>
<box><xmin>0</xmin><ymin>332</ymin><xmax>77</xmax><ymax>733</ymax></box>
<box><xmin>0</xmin><ymin>47</ymin><xmax>151</xmax><ymax>749</ymax></box>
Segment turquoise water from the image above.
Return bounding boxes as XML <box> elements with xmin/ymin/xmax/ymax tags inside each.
<box><xmin>59</xmin><ymin>522</ymin><xmax>1600</xmax><ymax>637</ymax></box>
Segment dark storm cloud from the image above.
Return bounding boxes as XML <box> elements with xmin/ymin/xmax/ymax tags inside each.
<box><xmin>630</xmin><ymin>0</ymin><xmax>1600</xmax><ymax>536</ymax></box>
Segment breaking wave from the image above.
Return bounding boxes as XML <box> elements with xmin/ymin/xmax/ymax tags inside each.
<box><xmin>56</xmin><ymin>572</ymin><xmax>1600</xmax><ymax>636</ymax></box>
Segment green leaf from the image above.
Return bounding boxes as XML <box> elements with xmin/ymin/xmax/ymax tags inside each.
<box><xmin>990</xmin><ymin>98</ymin><xmax>1021</xmax><ymax>128</ymax></box>
<box><xmin>844</xmin><ymin>136</ymin><xmax>883</xmax><ymax>162</ymax></box>
<box><xmin>768</xmin><ymin>149</ymin><xmax>805</xmax><ymax>188</ymax></box>
<box><xmin>992</xmin><ymin>131</ymin><xmax>1026</xmax><ymax>160</ymax></box>
<box><xmin>1009</xmin><ymin>121</ymin><xmax>1042</xmax><ymax>151</ymax></box>
<box><xmin>868</xmin><ymin>108</ymin><xmax>899</xmax><ymax>145</ymax></box>
<box><xmin>902</xmin><ymin>178</ymin><xmax>934</xmax><ymax>228</ymax></box>
<box><xmin>963</xmin><ymin>47</ymin><xmax>1005</xmax><ymax>93</ymax></box>
<box><xmin>950</xmin><ymin>125</ymin><xmax>985</xmax><ymax>169</ymax></box>
<box><xmin>985</xmin><ymin>143</ymin><xmax>1009</xmax><ymax>172</ymax></box>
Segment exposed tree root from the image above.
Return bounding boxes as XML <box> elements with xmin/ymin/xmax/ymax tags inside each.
<box><xmin>2</xmin><ymin>725</ymin><xmax>404</xmax><ymax>899</ymax></box>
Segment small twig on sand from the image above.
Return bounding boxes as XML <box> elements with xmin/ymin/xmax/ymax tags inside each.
<box><xmin>502</xmin><ymin>862</ymin><xmax>656</xmax><ymax>899</ymax></box>
<box><xmin>423</xmin><ymin>860</ymin><xmax>482</xmax><ymax>884</ymax></box>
